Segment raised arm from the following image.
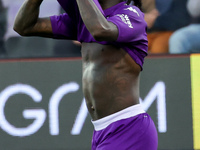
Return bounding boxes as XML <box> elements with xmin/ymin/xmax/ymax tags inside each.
<box><xmin>142</xmin><ymin>0</ymin><xmax>159</xmax><ymax>29</ymax></box>
<box><xmin>76</xmin><ymin>0</ymin><xmax>118</xmax><ymax>41</ymax></box>
<box><xmin>13</xmin><ymin>0</ymin><xmax>53</xmax><ymax>38</ymax></box>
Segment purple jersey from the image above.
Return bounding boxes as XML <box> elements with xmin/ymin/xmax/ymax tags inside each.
<box><xmin>50</xmin><ymin>0</ymin><xmax>148</xmax><ymax>69</ymax></box>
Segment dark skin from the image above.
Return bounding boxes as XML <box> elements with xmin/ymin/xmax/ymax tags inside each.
<box><xmin>14</xmin><ymin>0</ymin><xmax>141</xmax><ymax>120</ymax></box>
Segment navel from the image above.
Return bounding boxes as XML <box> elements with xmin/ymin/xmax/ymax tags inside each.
<box><xmin>91</xmin><ymin>105</ymin><xmax>95</xmax><ymax>111</ymax></box>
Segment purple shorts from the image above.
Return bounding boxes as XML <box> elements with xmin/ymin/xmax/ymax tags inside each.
<box><xmin>92</xmin><ymin>104</ymin><xmax>158</xmax><ymax>150</ymax></box>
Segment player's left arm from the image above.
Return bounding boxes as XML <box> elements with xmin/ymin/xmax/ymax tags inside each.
<box><xmin>76</xmin><ymin>0</ymin><xmax>118</xmax><ymax>42</ymax></box>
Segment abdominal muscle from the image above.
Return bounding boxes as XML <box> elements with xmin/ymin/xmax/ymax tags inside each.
<box><xmin>81</xmin><ymin>42</ymin><xmax>141</xmax><ymax>121</ymax></box>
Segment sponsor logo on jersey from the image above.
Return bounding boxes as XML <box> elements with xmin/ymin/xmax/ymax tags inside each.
<box><xmin>116</xmin><ymin>14</ymin><xmax>133</xmax><ymax>28</ymax></box>
<box><xmin>125</xmin><ymin>7</ymin><xmax>140</xmax><ymax>16</ymax></box>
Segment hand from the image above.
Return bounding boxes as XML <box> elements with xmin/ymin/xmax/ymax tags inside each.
<box><xmin>144</xmin><ymin>8</ymin><xmax>160</xmax><ymax>29</ymax></box>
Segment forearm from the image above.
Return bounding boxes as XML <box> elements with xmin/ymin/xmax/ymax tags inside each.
<box><xmin>14</xmin><ymin>0</ymin><xmax>43</xmax><ymax>35</ymax></box>
<box><xmin>76</xmin><ymin>0</ymin><xmax>118</xmax><ymax>41</ymax></box>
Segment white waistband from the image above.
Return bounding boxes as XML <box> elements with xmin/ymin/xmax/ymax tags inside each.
<box><xmin>92</xmin><ymin>104</ymin><xmax>145</xmax><ymax>131</ymax></box>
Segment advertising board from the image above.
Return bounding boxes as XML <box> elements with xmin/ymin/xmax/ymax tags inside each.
<box><xmin>0</xmin><ymin>55</ymin><xmax>198</xmax><ymax>150</ymax></box>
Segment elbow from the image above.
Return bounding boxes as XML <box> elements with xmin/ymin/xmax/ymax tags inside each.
<box><xmin>91</xmin><ymin>24</ymin><xmax>118</xmax><ymax>42</ymax></box>
<box><xmin>13</xmin><ymin>27</ymin><xmax>21</xmax><ymax>36</ymax></box>
<box><xmin>91</xmin><ymin>26</ymin><xmax>111</xmax><ymax>41</ymax></box>
<box><xmin>92</xmin><ymin>30</ymin><xmax>105</xmax><ymax>41</ymax></box>
<box><xmin>13</xmin><ymin>26</ymin><xmax>27</xmax><ymax>36</ymax></box>
<box><xmin>13</xmin><ymin>23</ymin><xmax>30</xmax><ymax>36</ymax></box>
<box><xmin>92</xmin><ymin>34</ymin><xmax>104</xmax><ymax>42</ymax></box>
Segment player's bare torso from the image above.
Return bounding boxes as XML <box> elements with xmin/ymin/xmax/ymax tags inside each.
<box><xmin>81</xmin><ymin>42</ymin><xmax>141</xmax><ymax>120</ymax></box>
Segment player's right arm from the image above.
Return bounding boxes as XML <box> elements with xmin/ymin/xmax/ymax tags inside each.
<box><xmin>13</xmin><ymin>0</ymin><xmax>53</xmax><ymax>38</ymax></box>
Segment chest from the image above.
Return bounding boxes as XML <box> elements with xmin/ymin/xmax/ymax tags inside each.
<box><xmin>81</xmin><ymin>43</ymin><xmax>126</xmax><ymax>64</ymax></box>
